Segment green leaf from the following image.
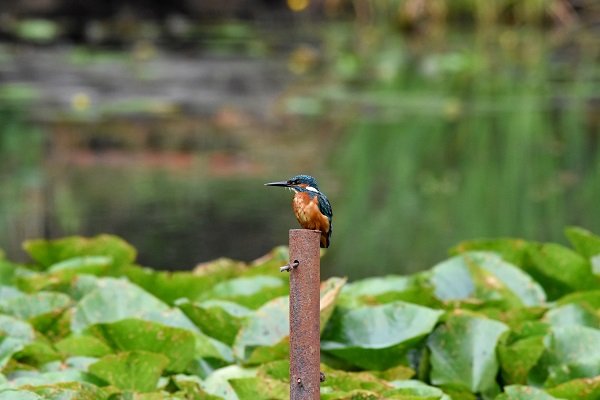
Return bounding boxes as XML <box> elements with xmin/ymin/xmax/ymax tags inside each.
<box><xmin>384</xmin><ymin>380</ymin><xmax>450</xmax><ymax>399</ymax></box>
<box><xmin>122</xmin><ymin>258</ymin><xmax>244</xmax><ymax>305</ymax></box>
<box><xmin>526</xmin><ymin>244</ymin><xmax>599</xmax><ymax>300</ymax></box>
<box><xmin>23</xmin><ymin>235</ymin><xmax>136</xmax><ymax>271</ymax></box>
<box><xmin>430</xmin><ymin>252</ymin><xmax>546</xmax><ymax>307</ymax></box>
<box><xmin>113</xmin><ymin>392</ymin><xmax>181</xmax><ymax>400</ymax></box>
<box><xmin>339</xmin><ymin>274</ymin><xmax>440</xmax><ymax>308</ymax></box>
<box><xmin>0</xmin><ymin>260</ymin><xmax>22</xmax><ymax>286</ymax></box>
<box><xmin>195</xmin><ymin>335</ymin><xmax>234</xmax><ymax>364</ymax></box>
<box><xmin>371</xmin><ymin>365</ymin><xmax>415</xmax><ymax>382</ymax></box>
<box><xmin>320</xmin><ymin>365</ymin><xmax>394</xmax><ymax>392</ymax></box>
<box><xmin>55</xmin><ymin>335</ymin><xmax>112</xmax><ymax>358</ymax></box>
<box><xmin>71</xmin><ymin>279</ymin><xmax>198</xmax><ymax>333</ymax></box>
<box><xmin>555</xmin><ymin>290</ymin><xmax>600</xmax><ymax>310</ymax></box>
<box><xmin>544</xmin><ymin>304</ymin><xmax>600</xmax><ymax>329</ymax></box>
<box><xmin>256</xmin><ymin>359</ymin><xmax>289</xmax><ymax>380</ymax></box>
<box><xmin>51</xmin><ymin>356</ymin><xmax>100</xmax><ymax>372</ymax></box>
<box><xmin>537</xmin><ymin>326</ymin><xmax>600</xmax><ymax>387</ymax></box>
<box><xmin>86</xmin><ymin>319</ymin><xmax>197</xmax><ymax>372</ymax></box>
<box><xmin>203</xmin><ymin>276</ymin><xmax>288</xmax><ymax>310</ymax></box>
<box><xmin>14</xmin><ymin>339</ymin><xmax>62</xmax><ymax>367</ymax></box>
<box><xmin>0</xmin><ymin>315</ymin><xmax>35</xmax><ymax>369</ymax></box>
<box><xmin>498</xmin><ymin>335</ymin><xmax>546</xmax><ymax>385</ymax></box>
<box><xmin>477</xmin><ymin>306</ymin><xmax>547</xmax><ymax>329</ymax></box>
<box><xmin>62</xmin><ymin>275</ymin><xmax>106</xmax><ymax>301</ymax></box>
<box><xmin>565</xmin><ymin>227</ymin><xmax>600</xmax><ymax>259</ymax></box>
<box><xmin>320</xmin><ymin>277</ymin><xmax>347</xmax><ymax>333</ymax></box>
<box><xmin>203</xmin><ymin>365</ymin><xmax>257</xmax><ymax>399</ymax></box>
<box><xmin>496</xmin><ymin>385</ymin><xmax>564</xmax><ymax>400</ymax></box>
<box><xmin>473</xmin><ymin>254</ymin><xmax>546</xmax><ymax>307</ymax></box>
<box><xmin>221</xmin><ymin>277</ymin><xmax>345</xmax><ymax>359</ymax></box>
<box><xmin>320</xmin><ymin>389</ymin><xmax>380</xmax><ymax>399</ymax></box>
<box><xmin>429</xmin><ymin>256</ymin><xmax>475</xmax><ymax>301</ymax></box>
<box><xmin>171</xmin><ymin>374</ymin><xmax>225</xmax><ymax>400</ymax></box>
<box><xmin>88</xmin><ymin>351</ymin><xmax>169</xmax><ymax>392</ymax></box>
<box><xmin>427</xmin><ymin>314</ymin><xmax>508</xmax><ymax>393</ymax></box>
<box><xmin>18</xmin><ymin>382</ymin><xmax>109</xmax><ymax>400</ymax></box>
<box><xmin>5</xmin><ymin>369</ymin><xmax>103</xmax><ymax>387</ymax></box>
<box><xmin>229</xmin><ymin>377</ymin><xmax>288</xmax><ymax>400</ymax></box>
<box><xmin>450</xmin><ymin>238</ymin><xmax>531</xmax><ymax>267</ymax></box>
<box><xmin>0</xmin><ymin>292</ymin><xmax>71</xmax><ymax>333</ymax></box>
<box><xmin>322</xmin><ymin>301</ymin><xmax>443</xmax><ymax>370</ymax></box>
<box><xmin>507</xmin><ymin>321</ymin><xmax>551</xmax><ymax>343</ymax></box>
<box><xmin>0</xmin><ymin>390</ymin><xmax>42</xmax><ymax>400</ymax></box>
<box><xmin>546</xmin><ymin>376</ymin><xmax>600</xmax><ymax>400</ymax></box>
<box><xmin>177</xmin><ymin>300</ymin><xmax>251</xmax><ymax>346</ymax></box>
<box><xmin>244</xmin><ymin>247</ymin><xmax>289</xmax><ymax>277</ymax></box>
<box><xmin>47</xmin><ymin>256</ymin><xmax>112</xmax><ymax>279</ymax></box>
<box><xmin>0</xmin><ymin>292</ymin><xmax>71</xmax><ymax>319</ymax></box>
<box><xmin>341</xmin><ymin>274</ymin><xmax>421</xmax><ymax>297</ymax></box>
<box><xmin>233</xmin><ymin>297</ymin><xmax>289</xmax><ymax>365</ymax></box>
<box><xmin>0</xmin><ymin>286</ymin><xmax>23</xmax><ymax>302</ymax></box>
<box><xmin>592</xmin><ymin>255</ymin><xmax>600</xmax><ymax>275</ymax></box>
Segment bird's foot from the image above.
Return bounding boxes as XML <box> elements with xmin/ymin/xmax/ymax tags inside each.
<box><xmin>279</xmin><ymin>260</ymin><xmax>299</xmax><ymax>272</ymax></box>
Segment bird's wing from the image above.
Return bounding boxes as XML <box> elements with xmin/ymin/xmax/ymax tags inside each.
<box><xmin>318</xmin><ymin>194</ymin><xmax>333</xmax><ymax>222</ymax></box>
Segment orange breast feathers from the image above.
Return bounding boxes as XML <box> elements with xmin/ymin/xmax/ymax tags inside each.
<box><xmin>292</xmin><ymin>192</ymin><xmax>330</xmax><ymax>237</ymax></box>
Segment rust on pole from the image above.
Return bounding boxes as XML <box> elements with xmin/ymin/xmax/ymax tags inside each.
<box><xmin>288</xmin><ymin>229</ymin><xmax>321</xmax><ymax>400</ymax></box>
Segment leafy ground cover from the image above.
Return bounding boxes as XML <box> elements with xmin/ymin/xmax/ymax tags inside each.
<box><xmin>1</xmin><ymin>227</ymin><xmax>599</xmax><ymax>399</ymax></box>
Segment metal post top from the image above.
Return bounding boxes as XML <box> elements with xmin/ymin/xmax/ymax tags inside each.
<box><xmin>288</xmin><ymin>229</ymin><xmax>321</xmax><ymax>250</ymax></box>
<box><xmin>289</xmin><ymin>229</ymin><xmax>321</xmax><ymax>234</ymax></box>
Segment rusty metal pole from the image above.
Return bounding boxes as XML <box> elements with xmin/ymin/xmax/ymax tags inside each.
<box><xmin>288</xmin><ymin>229</ymin><xmax>321</xmax><ymax>400</ymax></box>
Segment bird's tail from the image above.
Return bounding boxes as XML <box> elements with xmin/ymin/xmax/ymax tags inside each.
<box><xmin>320</xmin><ymin>225</ymin><xmax>332</xmax><ymax>248</ymax></box>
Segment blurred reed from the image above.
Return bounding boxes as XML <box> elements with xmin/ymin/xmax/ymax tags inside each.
<box><xmin>317</xmin><ymin>24</ymin><xmax>599</xmax><ymax>277</ymax></box>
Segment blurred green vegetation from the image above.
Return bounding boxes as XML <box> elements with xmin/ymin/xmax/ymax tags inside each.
<box><xmin>350</xmin><ymin>0</ymin><xmax>579</xmax><ymax>26</ymax></box>
<box><xmin>0</xmin><ymin>3</ymin><xmax>598</xmax><ymax>277</ymax></box>
<box><xmin>0</xmin><ymin>85</ymin><xmax>45</xmax><ymax>259</ymax></box>
<box><xmin>315</xmin><ymin>24</ymin><xmax>599</xmax><ymax>277</ymax></box>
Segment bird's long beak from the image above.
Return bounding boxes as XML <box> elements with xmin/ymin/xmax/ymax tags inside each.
<box><xmin>264</xmin><ymin>181</ymin><xmax>291</xmax><ymax>187</ymax></box>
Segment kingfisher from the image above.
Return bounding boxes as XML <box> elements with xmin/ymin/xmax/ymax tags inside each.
<box><xmin>265</xmin><ymin>174</ymin><xmax>333</xmax><ymax>248</ymax></box>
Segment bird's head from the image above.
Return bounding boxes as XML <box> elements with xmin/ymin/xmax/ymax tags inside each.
<box><xmin>264</xmin><ymin>174</ymin><xmax>319</xmax><ymax>193</ymax></box>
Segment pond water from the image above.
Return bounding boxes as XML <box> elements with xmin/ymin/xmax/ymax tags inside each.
<box><xmin>0</xmin><ymin>21</ymin><xmax>598</xmax><ymax>278</ymax></box>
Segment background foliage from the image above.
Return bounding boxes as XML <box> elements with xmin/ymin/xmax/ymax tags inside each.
<box><xmin>0</xmin><ymin>0</ymin><xmax>598</xmax><ymax>279</ymax></box>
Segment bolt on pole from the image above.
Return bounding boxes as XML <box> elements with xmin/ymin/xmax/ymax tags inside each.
<box><xmin>288</xmin><ymin>229</ymin><xmax>321</xmax><ymax>400</ymax></box>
